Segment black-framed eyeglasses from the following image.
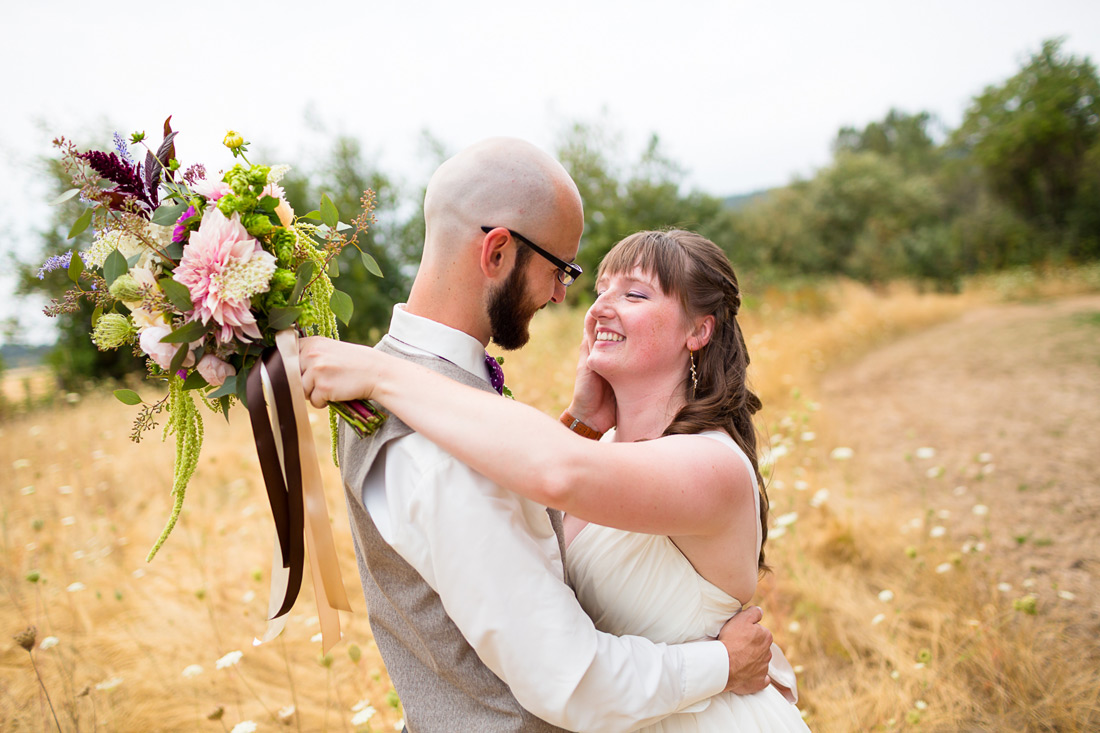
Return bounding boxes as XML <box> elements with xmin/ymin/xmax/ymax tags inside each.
<box><xmin>481</xmin><ymin>226</ymin><xmax>583</xmax><ymax>287</ymax></box>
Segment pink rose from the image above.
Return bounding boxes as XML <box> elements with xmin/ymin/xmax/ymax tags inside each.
<box><xmin>139</xmin><ymin>326</ymin><xmax>199</xmax><ymax>371</ymax></box>
<box><xmin>196</xmin><ymin>354</ymin><xmax>236</xmax><ymax>387</ymax></box>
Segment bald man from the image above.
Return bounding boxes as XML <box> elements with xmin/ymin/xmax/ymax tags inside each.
<box><xmin>299</xmin><ymin>139</ymin><xmax>771</xmax><ymax>731</ymax></box>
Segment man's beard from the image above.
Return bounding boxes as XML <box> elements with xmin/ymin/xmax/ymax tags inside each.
<box><xmin>487</xmin><ymin>264</ymin><xmax>541</xmax><ymax>350</ymax></box>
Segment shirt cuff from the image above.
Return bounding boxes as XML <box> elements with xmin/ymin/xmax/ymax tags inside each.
<box><xmin>676</xmin><ymin>639</ymin><xmax>728</xmax><ymax>710</ymax></box>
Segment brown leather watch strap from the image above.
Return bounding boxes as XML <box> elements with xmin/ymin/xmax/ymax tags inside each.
<box><xmin>560</xmin><ymin>410</ymin><xmax>604</xmax><ymax>440</ymax></box>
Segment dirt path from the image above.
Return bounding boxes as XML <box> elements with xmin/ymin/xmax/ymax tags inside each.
<box><xmin>815</xmin><ymin>295</ymin><xmax>1100</xmax><ymax>630</ymax></box>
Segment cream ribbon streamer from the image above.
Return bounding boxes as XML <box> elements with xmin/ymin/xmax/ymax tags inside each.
<box><xmin>251</xmin><ymin>330</ymin><xmax>352</xmax><ymax>654</ymax></box>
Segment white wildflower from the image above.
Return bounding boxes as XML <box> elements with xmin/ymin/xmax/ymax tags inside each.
<box><xmin>926</xmin><ymin>466</ymin><xmax>944</xmax><ymax>478</ymax></box>
<box><xmin>800</xmin><ymin>431</ymin><xmax>816</xmax><ymax>442</ymax></box>
<box><xmin>311</xmin><ymin>633</ymin><xmax>323</xmax><ymax>643</ymax></box>
<box><xmin>972</xmin><ymin>504</ymin><xmax>989</xmax><ymax>516</ymax></box>
<box><xmin>793</xmin><ymin>480</ymin><xmax>809</xmax><ymax>491</ymax></box>
<box><xmin>937</xmin><ymin>509</ymin><xmax>951</xmax><ymax>519</ymax></box>
<box><xmin>182</xmin><ymin>664</ymin><xmax>204</xmax><ymax>678</ymax></box>
<box><xmin>977</xmin><ymin>452</ymin><xmax>993</xmax><ymax>463</ymax></box>
<box><xmin>13</xmin><ymin>458</ymin><xmax>31</xmax><ymax>469</ymax></box>
<box><xmin>878</xmin><ymin>589</ymin><xmax>895</xmax><ymax>603</ymax></box>
<box><xmin>230</xmin><ymin>722</ymin><xmax>257</xmax><ymax>733</ymax></box>
<box><xmin>216</xmin><ymin>650</ymin><xmax>243</xmax><ymax>669</ymax></box>
<box><xmin>394</xmin><ymin>720</ymin><xmax>405</xmax><ymax>731</ymax></box>
<box><xmin>67</xmin><ymin>582</ymin><xmax>86</xmax><ymax>592</ymax></box>
<box><xmin>890</xmin><ymin>670</ymin><xmax>900</xmax><ymax>680</ymax></box>
<box><xmin>788</xmin><ymin>621</ymin><xmax>801</xmax><ymax>633</ymax></box>
<box><xmin>20</xmin><ymin>486</ymin><xmax>34</xmax><ymax>495</ymax></box>
<box><xmin>132</xmin><ymin>568</ymin><xmax>146</xmax><ymax>579</ymax></box>
<box><xmin>279</xmin><ymin>705</ymin><xmax>296</xmax><ymax>719</ymax></box>
<box><xmin>61</xmin><ymin>516</ymin><xmax>76</xmax><ymax>526</ymax></box>
<box><xmin>351</xmin><ymin>706</ymin><xmax>377</xmax><ymax>725</ymax></box>
<box><xmin>352</xmin><ymin>699</ymin><xmax>373</xmax><ymax>712</ymax></box>
<box><xmin>936</xmin><ymin>562</ymin><xmax>953</xmax><ymax>574</ymax></box>
<box><xmin>915</xmin><ymin>700</ymin><xmax>928</xmax><ymax>710</ymax></box>
<box><xmin>830</xmin><ymin>447</ymin><xmax>854</xmax><ymax>460</ymax></box>
<box><xmin>953</xmin><ymin>485</ymin><xmax>968</xmax><ymax>496</ymax></box>
<box><xmin>1022</xmin><ymin>578</ymin><xmax>1037</xmax><ymax>589</ymax></box>
<box><xmin>1057</xmin><ymin>590</ymin><xmax>1076</xmax><ymax>601</ymax></box>
<box><xmin>997</xmin><ymin>582</ymin><xmax>1012</xmax><ymax>593</ymax></box>
<box><xmin>95</xmin><ymin>677</ymin><xmax>123</xmax><ymax>691</ymax></box>
<box><xmin>915</xmin><ymin>447</ymin><xmax>936</xmax><ymax>459</ymax></box>
<box><xmin>267</xmin><ymin>164</ymin><xmax>291</xmax><ymax>184</ymax></box>
<box><xmin>981</xmin><ymin>463</ymin><xmax>996</xmax><ymax>475</ymax></box>
<box><xmin>930</xmin><ymin>526</ymin><xmax>946</xmax><ymax>538</ymax></box>
<box><xmin>770</xmin><ymin>526</ymin><xmax>787</xmax><ymax>539</ymax></box>
<box><xmin>810</xmin><ymin>489</ymin><xmax>830</xmax><ymax>507</ymax></box>
<box><xmin>242</xmin><ymin>590</ymin><xmax>256</xmax><ymax>603</ymax></box>
<box><xmin>871</xmin><ymin>613</ymin><xmax>886</xmax><ymax>625</ymax></box>
<box><xmin>776</xmin><ymin>512</ymin><xmax>799</xmax><ymax>527</ymax></box>
<box><xmin>40</xmin><ymin>636</ymin><xmax>59</xmax><ymax>650</ymax></box>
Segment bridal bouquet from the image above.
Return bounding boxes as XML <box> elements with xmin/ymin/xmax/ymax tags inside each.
<box><xmin>43</xmin><ymin>119</ymin><xmax>379</xmax><ymax>649</ymax></box>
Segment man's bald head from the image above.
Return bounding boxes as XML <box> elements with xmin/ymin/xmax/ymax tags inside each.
<box><xmin>422</xmin><ymin>137</ymin><xmax>583</xmax><ymax>265</ymax></box>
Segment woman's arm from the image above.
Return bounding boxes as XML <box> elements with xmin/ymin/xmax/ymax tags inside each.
<box><xmin>299</xmin><ymin>336</ymin><xmax>753</xmax><ymax>538</ymax></box>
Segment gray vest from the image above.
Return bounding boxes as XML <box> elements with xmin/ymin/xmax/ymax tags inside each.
<box><xmin>338</xmin><ymin>339</ymin><xmax>569</xmax><ymax>733</ymax></box>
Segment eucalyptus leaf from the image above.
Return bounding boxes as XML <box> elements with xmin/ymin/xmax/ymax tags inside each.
<box><xmin>158</xmin><ymin>277</ymin><xmax>194</xmax><ymax>311</ymax></box>
<box><xmin>151</xmin><ymin>201</ymin><xmax>189</xmax><ymax>226</ymax></box>
<box><xmin>168</xmin><ymin>343</ymin><xmax>190</xmax><ymax>374</ymax></box>
<box><xmin>267</xmin><ymin>306</ymin><xmax>302</xmax><ymax>331</ymax></box>
<box><xmin>67</xmin><ymin>251</ymin><xmax>85</xmax><ymax>283</ymax></box>
<box><xmin>303</xmin><ymin>210</ymin><xmax>322</xmax><ymax>221</ymax></box>
<box><xmin>336</xmin><ymin>221</ymin><xmax>352</xmax><ymax>232</ymax></box>
<box><xmin>126</xmin><ymin>254</ymin><xmax>142</xmax><ymax>267</ymax></box>
<box><xmin>207</xmin><ymin>375</ymin><xmax>237</xmax><ymax>399</ymax></box>
<box><xmin>327</xmin><ymin>258</ymin><xmax>340</xmax><ymax>277</ymax></box>
<box><xmin>360</xmin><ymin>251</ymin><xmax>384</xmax><ymax>278</ymax></box>
<box><xmin>50</xmin><ymin>189</ymin><xmax>81</xmax><ymax>206</ymax></box>
<box><xmin>320</xmin><ymin>194</ymin><xmax>339</xmax><ymax>229</ymax></box>
<box><xmin>288</xmin><ymin>260</ymin><xmax>316</xmax><ymax>305</ymax></box>
<box><xmin>67</xmin><ymin>208</ymin><xmax>93</xmax><ymax>239</ymax></box>
<box><xmin>91</xmin><ymin>305</ymin><xmax>103</xmax><ymax>327</ymax></box>
<box><xmin>182</xmin><ymin>370</ymin><xmax>209</xmax><ymax>390</ymax></box>
<box><xmin>218</xmin><ymin>395</ymin><xmax>231</xmax><ymax>421</ymax></box>
<box><xmin>164</xmin><ymin>242</ymin><xmax>184</xmax><ymax>261</ymax></box>
<box><xmin>103</xmin><ymin>249</ymin><xmax>129</xmax><ymax>286</ymax></box>
<box><xmin>235</xmin><ymin>363</ymin><xmax>250</xmax><ymax>409</ymax></box>
<box><xmin>113</xmin><ymin>389</ymin><xmax>143</xmax><ymax>406</ymax></box>
<box><xmin>258</xmin><ymin>195</ymin><xmax>279</xmax><ymax>212</ymax></box>
<box><xmin>161</xmin><ymin>319</ymin><xmax>209</xmax><ymax>343</ymax></box>
<box><xmin>329</xmin><ymin>289</ymin><xmax>354</xmax><ymax>325</ymax></box>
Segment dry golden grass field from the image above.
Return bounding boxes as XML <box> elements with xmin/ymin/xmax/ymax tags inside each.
<box><xmin>2</xmin><ymin>266</ymin><xmax>1099</xmax><ymax>732</ymax></box>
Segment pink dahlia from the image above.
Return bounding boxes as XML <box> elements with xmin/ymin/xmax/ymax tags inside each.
<box><xmin>173</xmin><ymin>209</ymin><xmax>277</xmax><ymax>343</ymax></box>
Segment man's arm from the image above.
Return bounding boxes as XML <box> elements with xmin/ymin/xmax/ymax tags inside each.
<box><xmin>379</xmin><ymin>436</ymin><xmax>763</xmax><ymax>731</ymax></box>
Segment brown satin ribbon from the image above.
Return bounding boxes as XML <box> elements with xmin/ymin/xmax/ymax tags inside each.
<box><xmin>246</xmin><ymin>330</ymin><xmax>352</xmax><ymax>654</ymax></box>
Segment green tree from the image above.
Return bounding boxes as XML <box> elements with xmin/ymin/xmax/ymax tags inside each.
<box><xmin>555</xmin><ymin>123</ymin><xmax>724</xmax><ymax>296</ymax></box>
<box><xmin>835</xmin><ymin>108</ymin><xmax>942</xmax><ymax>173</ymax></box>
<box><xmin>952</xmin><ymin>38</ymin><xmax>1100</xmax><ymax>229</ymax></box>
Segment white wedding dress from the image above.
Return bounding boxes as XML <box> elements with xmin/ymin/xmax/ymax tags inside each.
<box><xmin>568</xmin><ymin>430</ymin><xmax>811</xmax><ymax>732</ymax></box>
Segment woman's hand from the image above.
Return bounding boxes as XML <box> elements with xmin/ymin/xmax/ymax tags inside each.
<box><xmin>564</xmin><ymin>310</ymin><xmax>616</xmax><ymax>433</ymax></box>
<box><xmin>298</xmin><ymin>336</ymin><xmax>379</xmax><ymax>408</ymax></box>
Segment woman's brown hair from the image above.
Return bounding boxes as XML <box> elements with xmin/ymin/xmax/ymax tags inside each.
<box><xmin>597</xmin><ymin>230</ymin><xmax>770</xmax><ymax>571</ymax></box>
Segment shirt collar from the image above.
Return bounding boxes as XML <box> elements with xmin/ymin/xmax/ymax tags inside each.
<box><xmin>385</xmin><ymin>304</ymin><xmax>492</xmax><ymax>387</ymax></box>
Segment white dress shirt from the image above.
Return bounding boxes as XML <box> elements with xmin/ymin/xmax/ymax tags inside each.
<box><xmin>361</xmin><ymin>304</ymin><xmax>729</xmax><ymax>732</ymax></box>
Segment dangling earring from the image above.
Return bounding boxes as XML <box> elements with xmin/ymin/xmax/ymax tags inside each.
<box><xmin>689</xmin><ymin>350</ymin><xmax>698</xmax><ymax>399</ymax></box>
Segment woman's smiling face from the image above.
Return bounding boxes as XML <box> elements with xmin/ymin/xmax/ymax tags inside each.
<box><xmin>585</xmin><ymin>266</ymin><xmax>694</xmax><ymax>383</ymax></box>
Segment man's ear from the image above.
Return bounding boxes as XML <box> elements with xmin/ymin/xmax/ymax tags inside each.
<box><xmin>479</xmin><ymin>227</ymin><xmax>515</xmax><ymax>281</ymax></box>
<box><xmin>688</xmin><ymin>314</ymin><xmax>716</xmax><ymax>351</ymax></box>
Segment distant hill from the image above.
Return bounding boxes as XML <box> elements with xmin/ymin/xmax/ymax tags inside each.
<box><xmin>723</xmin><ymin>189</ymin><xmax>772</xmax><ymax>211</ymax></box>
<box><xmin>1</xmin><ymin>343</ymin><xmax>52</xmax><ymax>369</ymax></box>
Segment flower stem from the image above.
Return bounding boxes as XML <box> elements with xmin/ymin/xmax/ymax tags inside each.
<box><xmin>29</xmin><ymin>654</ymin><xmax>62</xmax><ymax>732</ymax></box>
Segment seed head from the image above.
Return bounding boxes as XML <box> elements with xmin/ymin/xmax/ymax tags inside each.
<box><xmin>14</xmin><ymin>626</ymin><xmax>36</xmax><ymax>651</ymax></box>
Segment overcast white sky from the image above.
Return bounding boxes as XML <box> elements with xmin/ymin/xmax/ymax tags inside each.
<box><xmin>2</xmin><ymin>0</ymin><xmax>1099</xmax><ymax>343</ymax></box>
